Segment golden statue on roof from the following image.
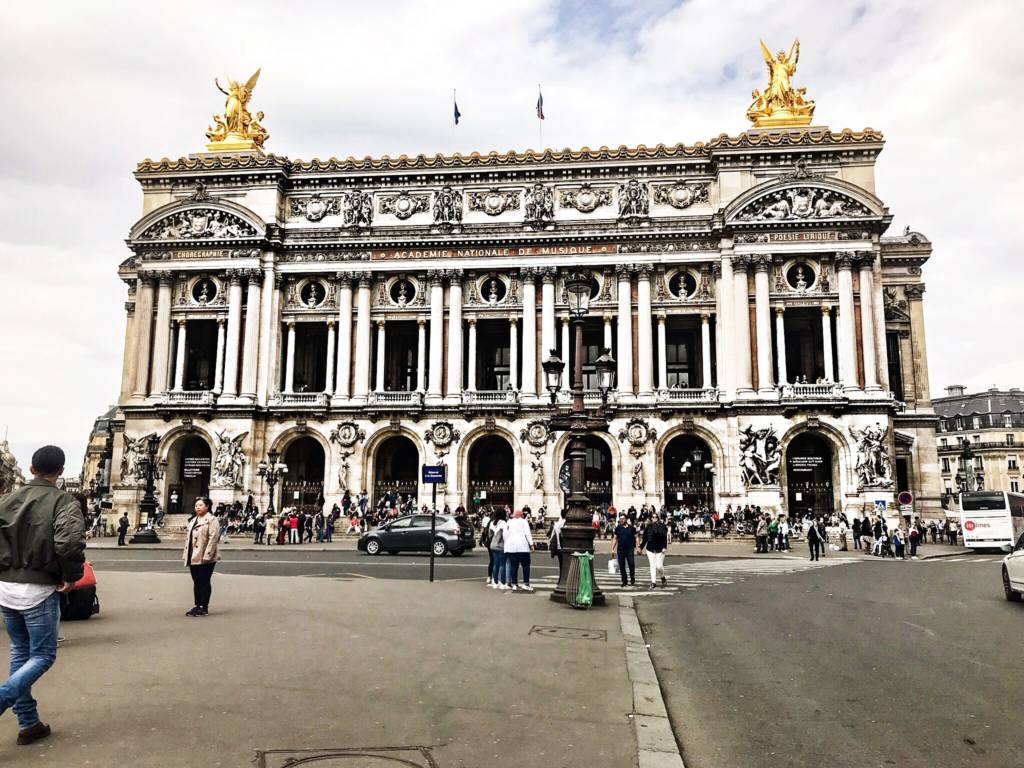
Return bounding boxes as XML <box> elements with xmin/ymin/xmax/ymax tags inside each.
<box><xmin>205</xmin><ymin>69</ymin><xmax>269</xmax><ymax>151</ymax></box>
<box><xmin>747</xmin><ymin>39</ymin><xmax>815</xmax><ymax>128</ymax></box>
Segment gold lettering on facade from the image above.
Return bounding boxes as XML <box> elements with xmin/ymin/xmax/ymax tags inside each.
<box><xmin>768</xmin><ymin>232</ymin><xmax>836</xmax><ymax>243</ymax></box>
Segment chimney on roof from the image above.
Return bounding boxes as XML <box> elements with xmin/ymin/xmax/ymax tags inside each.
<box><xmin>945</xmin><ymin>385</ymin><xmax>966</xmax><ymax>397</ymax></box>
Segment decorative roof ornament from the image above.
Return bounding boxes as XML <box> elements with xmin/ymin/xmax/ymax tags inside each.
<box><xmin>206</xmin><ymin>69</ymin><xmax>269</xmax><ymax>151</ymax></box>
<box><xmin>746</xmin><ymin>40</ymin><xmax>815</xmax><ymax>128</ymax></box>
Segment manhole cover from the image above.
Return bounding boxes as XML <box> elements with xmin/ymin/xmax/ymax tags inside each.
<box><xmin>529</xmin><ymin>625</ymin><xmax>607</xmax><ymax>641</ymax></box>
<box><xmin>255</xmin><ymin>747</ymin><xmax>437</xmax><ymax>768</ymax></box>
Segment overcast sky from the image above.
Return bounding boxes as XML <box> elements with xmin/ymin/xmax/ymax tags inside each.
<box><xmin>1</xmin><ymin>0</ymin><xmax>1021</xmax><ymax>474</ymax></box>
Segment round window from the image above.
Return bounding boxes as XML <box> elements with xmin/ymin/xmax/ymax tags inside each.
<box><xmin>389</xmin><ymin>279</ymin><xmax>417</xmax><ymax>306</ymax></box>
<box><xmin>668</xmin><ymin>271</ymin><xmax>697</xmax><ymax>299</ymax></box>
<box><xmin>300</xmin><ymin>281</ymin><xmax>326</xmax><ymax>307</ymax></box>
<box><xmin>480</xmin><ymin>277</ymin><xmax>508</xmax><ymax>304</ymax></box>
<box><xmin>786</xmin><ymin>263</ymin><xmax>815</xmax><ymax>291</ymax></box>
<box><xmin>191</xmin><ymin>278</ymin><xmax>217</xmax><ymax>304</ymax></box>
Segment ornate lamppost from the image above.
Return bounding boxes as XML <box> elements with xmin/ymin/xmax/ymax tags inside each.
<box><xmin>130</xmin><ymin>434</ymin><xmax>162</xmax><ymax>544</ymax></box>
<box><xmin>542</xmin><ymin>271</ymin><xmax>616</xmax><ymax>605</ymax></box>
<box><xmin>257</xmin><ymin>449</ymin><xmax>288</xmax><ymax>519</ymax></box>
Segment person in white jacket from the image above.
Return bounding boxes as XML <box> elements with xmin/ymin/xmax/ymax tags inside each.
<box><xmin>503</xmin><ymin>510</ymin><xmax>535</xmax><ymax>592</ymax></box>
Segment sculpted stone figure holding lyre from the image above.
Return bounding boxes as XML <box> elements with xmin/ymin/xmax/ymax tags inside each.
<box><xmin>206</xmin><ymin>69</ymin><xmax>269</xmax><ymax>150</ymax></box>
<box><xmin>747</xmin><ymin>39</ymin><xmax>815</xmax><ymax>127</ymax></box>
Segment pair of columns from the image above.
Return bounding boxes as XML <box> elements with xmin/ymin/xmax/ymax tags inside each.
<box><xmin>282</xmin><ymin>319</ymin><xmax>337</xmax><ymax>394</ymax></box>
<box><xmin>653</xmin><ymin>312</ymin><xmax>713</xmax><ymax>390</ymax></box>
<box><xmin>716</xmin><ymin>254</ymin><xmax>771</xmax><ymax>395</ymax></box>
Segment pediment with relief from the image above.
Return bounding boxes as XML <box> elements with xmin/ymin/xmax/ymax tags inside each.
<box><xmin>137</xmin><ymin>207</ymin><xmax>259</xmax><ymax>241</ymax></box>
<box><xmin>734</xmin><ymin>186</ymin><xmax>873</xmax><ymax>222</ymax></box>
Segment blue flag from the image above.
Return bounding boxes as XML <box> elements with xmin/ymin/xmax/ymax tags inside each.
<box><xmin>454</xmin><ymin>97</ymin><xmax>461</xmax><ymax>125</ymax></box>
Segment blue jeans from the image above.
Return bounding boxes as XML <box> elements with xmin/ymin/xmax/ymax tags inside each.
<box><xmin>505</xmin><ymin>552</ymin><xmax>531</xmax><ymax>586</ymax></box>
<box><xmin>1</xmin><ymin>591</ymin><xmax>60</xmax><ymax>730</ymax></box>
<box><xmin>490</xmin><ymin>551</ymin><xmax>506</xmax><ymax>584</ymax></box>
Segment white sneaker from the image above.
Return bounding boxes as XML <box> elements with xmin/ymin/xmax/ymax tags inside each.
<box><xmin>521</xmin><ymin>585</ymin><xmax>534</xmax><ymax>593</ymax></box>
<box><xmin>486</xmin><ymin>578</ymin><xmax>493</xmax><ymax>585</ymax></box>
<box><xmin>498</xmin><ymin>584</ymin><xmax>509</xmax><ymax>591</ymax></box>
<box><xmin>490</xmin><ymin>582</ymin><xmax>499</xmax><ymax>589</ymax></box>
<box><xmin>510</xmin><ymin>584</ymin><xmax>519</xmax><ymax>592</ymax></box>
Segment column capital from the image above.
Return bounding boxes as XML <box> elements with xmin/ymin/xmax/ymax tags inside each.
<box><xmin>752</xmin><ymin>254</ymin><xmax>772</xmax><ymax>273</ymax></box>
<box><xmin>176</xmin><ymin>318</ymin><xmax>187</xmax><ymax>328</ymax></box>
<box><xmin>655</xmin><ymin>311</ymin><xmax>667</xmax><ymax>323</ymax></box>
<box><xmin>854</xmin><ymin>250</ymin><xmax>877</xmax><ymax>269</ymax></box>
<box><xmin>466</xmin><ymin>315</ymin><xmax>477</xmax><ymax>327</ymax></box>
<box><xmin>775</xmin><ymin>306</ymin><xmax>785</xmax><ymax>317</ymax></box>
<box><xmin>560</xmin><ymin>315</ymin><xmax>570</xmax><ymax>326</ymax></box>
<box><xmin>335</xmin><ymin>270</ymin><xmax>355</xmax><ymax>285</ymax></box>
<box><xmin>158</xmin><ymin>271</ymin><xmax>175</xmax><ymax>286</ymax></box>
<box><xmin>710</xmin><ymin>262</ymin><xmax>722</xmax><ymax>280</ymax></box>
<box><xmin>636</xmin><ymin>263</ymin><xmax>655</xmax><ymax>279</ymax></box>
<box><xmin>287</xmin><ymin>319</ymin><xmax>296</xmax><ymax>329</ymax></box>
<box><xmin>327</xmin><ymin>319</ymin><xmax>336</xmax><ymax>328</ymax></box>
<box><xmin>603</xmin><ymin>313</ymin><xmax>613</xmax><ymax>323</ymax></box>
<box><xmin>357</xmin><ymin>273</ymin><xmax>373</xmax><ymax>289</ymax></box>
<box><xmin>541</xmin><ymin>267</ymin><xmax>557</xmax><ymax>284</ymax></box>
<box><xmin>426</xmin><ymin>269</ymin><xmax>445</xmax><ymax>286</ymax></box>
<box><xmin>124</xmin><ymin>301</ymin><xmax>135</xmax><ymax>315</ymax></box>
<box><xmin>834</xmin><ymin>253</ymin><xmax>855</xmax><ymax>270</ymax></box>
<box><xmin>614</xmin><ymin>264</ymin><xmax>633</xmax><ymax>279</ymax></box>
<box><xmin>904</xmin><ymin>283</ymin><xmax>926</xmax><ymax>300</ymax></box>
<box><xmin>519</xmin><ymin>267</ymin><xmax>540</xmax><ymax>280</ymax></box>
<box><xmin>731</xmin><ymin>254</ymin><xmax>750</xmax><ymax>271</ymax></box>
<box><xmin>508</xmin><ymin>314</ymin><xmax>518</xmax><ymax>325</ymax></box>
<box><xmin>701</xmin><ymin>311</ymin><xmax>711</xmax><ymax>323</ymax></box>
<box><xmin>445</xmin><ymin>268</ymin><xmax>464</xmax><ymax>284</ymax></box>
<box><xmin>821</xmin><ymin>304</ymin><xmax>832</xmax><ymax>316</ymax></box>
<box><xmin>216</xmin><ymin>317</ymin><xmax>226</xmax><ymax>328</ymax></box>
<box><xmin>375</xmin><ymin>318</ymin><xmax>387</xmax><ymax>328</ymax></box>
<box><xmin>417</xmin><ymin>315</ymin><xmax>428</xmax><ymax>326</ymax></box>
<box><xmin>225</xmin><ymin>269</ymin><xmax>244</xmax><ymax>285</ymax></box>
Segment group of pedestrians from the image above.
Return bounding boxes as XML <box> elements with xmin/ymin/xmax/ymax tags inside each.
<box><xmin>611</xmin><ymin>513</ymin><xmax>671</xmax><ymax>589</ymax></box>
<box><xmin>480</xmin><ymin>508</ymin><xmax>536</xmax><ymax>592</ymax></box>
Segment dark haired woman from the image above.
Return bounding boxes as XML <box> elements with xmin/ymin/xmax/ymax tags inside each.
<box><xmin>182</xmin><ymin>497</ymin><xmax>221</xmax><ymax>616</ymax></box>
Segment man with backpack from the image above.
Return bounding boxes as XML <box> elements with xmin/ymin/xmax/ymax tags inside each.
<box><xmin>640</xmin><ymin>513</ymin><xmax>669</xmax><ymax>589</ymax></box>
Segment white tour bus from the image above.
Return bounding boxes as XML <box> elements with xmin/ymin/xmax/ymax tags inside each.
<box><xmin>959</xmin><ymin>491</ymin><xmax>1024</xmax><ymax>551</ymax></box>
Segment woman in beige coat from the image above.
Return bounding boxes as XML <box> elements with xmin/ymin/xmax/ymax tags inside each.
<box><xmin>182</xmin><ymin>496</ymin><xmax>221</xmax><ymax>616</ymax></box>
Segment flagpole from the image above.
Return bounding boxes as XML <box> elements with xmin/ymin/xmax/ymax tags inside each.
<box><xmin>537</xmin><ymin>83</ymin><xmax>543</xmax><ymax>153</ymax></box>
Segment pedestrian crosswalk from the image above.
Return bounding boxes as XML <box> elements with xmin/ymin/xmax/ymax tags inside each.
<box><xmin>530</xmin><ymin>556</ymin><xmax>860</xmax><ymax>597</ymax></box>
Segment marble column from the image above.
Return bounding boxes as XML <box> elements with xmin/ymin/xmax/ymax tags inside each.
<box><xmin>858</xmin><ymin>254</ymin><xmax>880</xmax><ymax>391</ymax></box>
<box><xmin>603</xmin><ymin>314</ymin><xmax>613</xmax><ymax>351</ymax></box>
<box><xmin>716</xmin><ymin>259</ymin><xmax>733</xmax><ymax>396</ymax></box>
<box><xmin>334</xmin><ymin>276</ymin><xmax>354</xmax><ymax>400</ymax></box>
<box><xmin>119</xmin><ymin>297</ymin><xmax>137</xmax><ymax>402</ymax></box>
<box><xmin>871</xmin><ymin>253</ymin><xmax>890</xmax><ymax>390</ymax></box>
<box><xmin>466</xmin><ymin>317</ymin><xmax>478</xmax><ymax>391</ymax></box>
<box><xmin>541</xmin><ymin>268</ymin><xmax>556</xmax><ymax>362</ymax></box>
<box><xmin>701</xmin><ymin>312</ymin><xmax>713</xmax><ymax>389</ymax></box>
<box><xmin>150</xmin><ymin>273</ymin><xmax>174</xmax><ymax>394</ymax></box>
<box><xmin>905</xmin><ymin>283</ymin><xmax>931</xmax><ymax>406</ymax></box>
<box><xmin>325</xmin><ymin>320</ymin><xmax>336</xmax><ymax>394</ymax></box>
<box><xmin>446</xmin><ymin>272</ymin><xmax>464</xmax><ymax>398</ymax></box>
<box><xmin>255</xmin><ymin>261</ymin><xmax>276</xmax><ymax>405</ymax></box>
<box><xmin>656</xmin><ymin>312</ymin><xmax>668</xmax><ymax>391</ymax></box>
<box><xmin>132</xmin><ymin>275</ymin><xmax>155</xmax><ymax>398</ymax></box>
<box><xmin>732</xmin><ymin>256</ymin><xmax>753</xmax><ymax>394</ymax></box>
<box><xmin>240</xmin><ymin>271</ymin><xmax>262</xmax><ymax>401</ymax></box>
<box><xmin>560</xmin><ymin>316</ymin><xmax>570</xmax><ymax>391</ymax></box>
<box><xmin>615</xmin><ymin>265</ymin><xmax>634</xmax><ymax>398</ymax></box>
<box><xmin>284</xmin><ymin>321</ymin><xmax>296</xmax><ymax>394</ymax></box>
<box><xmin>416</xmin><ymin>317</ymin><xmax>427</xmax><ymax>392</ymax></box>
<box><xmin>520</xmin><ymin>271</ymin><xmax>537</xmax><ymax>398</ymax></box>
<box><xmin>636</xmin><ymin>264</ymin><xmax>654</xmax><ymax>397</ymax></box>
<box><xmin>821</xmin><ymin>306</ymin><xmax>835</xmax><ymax>382</ymax></box>
<box><xmin>353</xmin><ymin>274</ymin><xmax>372</xmax><ymax>401</ymax></box>
<box><xmin>427</xmin><ymin>271</ymin><xmax>445</xmax><ymax>402</ymax></box>
<box><xmin>752</xmin><ymin>255</ymin><xmax>774</xmax><ymax>393</ymax></box>
<box><xmin>213</xmin><ymin>318</ymin><xmax>226</xmax><ymax>393</ymax></box>
<box><xmin>774</xmin><ymin>307</ymin><xmax>788</xmax><ymax>386</ymax></box>
<box><xmin>374</xmin><ymin>320</ymin><xmax>386</xmax><ymax>392</ymax></box>
<box><xmin>173</xmin><ymin>319</ymin><xmax>187</xmax><ymax>391</ymax></box>
<box><xmin>509</xmin><ymin>316</ymin><xmax>519</xmax><ymax>390</ymax></box>
<box><xmin>222</xmin><ymin>271</ymin><xmax>243</xmax><ymax>398</ymax></box>
<box><xmin>836</xmin><ymin>255</ymin><xmax>857</xmax><ymax>386</ymax></box>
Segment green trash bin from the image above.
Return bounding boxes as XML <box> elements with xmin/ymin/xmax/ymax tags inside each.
<box><xmin>567</xmin><ymin>552</ymin><xmax>594</xmax><ymax>609</ymax></box>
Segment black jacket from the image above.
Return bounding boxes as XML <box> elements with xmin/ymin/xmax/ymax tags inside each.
<box><xmin>641</xmin><ymin>522</ymin><xmax>668</xmax><ymax>553</ymax></box>
<box><xmin>0</xmin><ymin>478</ymin><xmax>86</xmax><ymax>585</ymax></box>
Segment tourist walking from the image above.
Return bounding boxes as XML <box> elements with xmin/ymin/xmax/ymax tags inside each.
<box><xmin>852</xmin><ymin>517</ymin><xmax>862</xmax><ymax>550</ymax></box>
<box><xmin>488</xmin><ymin>509</ymin><xmax>508</xmax><ymax>590</ymax></box>
<box><xmin>288</xmin><ymin>511</ymin><xmax>300</xmax><ymax>544</ymax></box>
<box><xmin>755</xmin><ymin>515</ymin><xmax>768</xmax><ymax>553</ymax></box>
<box><xmin>0</xmin><ymin>446</ymin><xmax>86</xmax><ymax>745</ymax></box>
<box><xmin>480</xmin><ymin>510</ymin><xmax>494</xmax><ymax>585</ymax></box>
<box><xmin>549</xmin><ymin>510</ymin><xmax>566</xmax><ymax>580</ymax></box>
<box><xmin>182</xmin><ymin>497</ymin><xmax>221</xmax><ymax>616</ymax></box>
<box><xmin>806</xmin><ymin>517</ymin><xmax>824</xmax><ymax>561</ymax></box>
<box><xmin>504</xmin><ymin>510</ymin><xmax>535</xmax><ymax>592</ymax></box>
<box><xmin>611</xmin><ymin>514</ymin><xmax>637</xmax><ymax>587</ymax></box>
<box><xmin>640</xmin><ymin>513</ymin><xmax>669</xmax><ymax>588</ymax></box>
<box><xmin>117</xmin><ymin>512</ymin><xmax>129</xmax><ymax>546</ymax></box>
<box><xmin>265</xmin><ymin>512</ymin><xmax>277</xmax><ymax>546</ymax></box>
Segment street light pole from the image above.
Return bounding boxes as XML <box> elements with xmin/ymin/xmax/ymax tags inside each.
<box><xmin>130</xmin><ymin>434</ymin><xmax>162</xmax><ymax>544</ymax></box>
<box><xmin>257</xmin><ymin>448</ymin><xmax>288</xmax><ymax>521</ymax></box>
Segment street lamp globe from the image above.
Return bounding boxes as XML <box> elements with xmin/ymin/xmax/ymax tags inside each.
<box><xmin>542</xmin><ymin>349</ymin><xmax>565</xmax><ymax>402</ymax></box>
<box><xmin>147</xmin><ymin>433</ymin><xmax>160</xmax><ymax>457</ymax></box>
<box><xmin>594</xmin><ymin>347</ymin><xmax>616</xmax><ymax>398</ymax></box>
<box><xmin>564</xmin><ymin>271</ymin><xmax>592</xmax><ymax>318</ymax></box>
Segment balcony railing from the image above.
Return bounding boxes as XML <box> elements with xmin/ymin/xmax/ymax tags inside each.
<box><xmin>463</xmin><ymin>389</ymin><xmax>520</xmax><ymax>405</ymax></box>
<box><xmin>656</xmin><ymin>387</ymin><xmax>720</xmax><ymax>403</ymax></box>
<box><xmin>157</xmin><ymin>390</ymin><xmax>216</xmax><ymax>406</ymax></box>
<box><xmin>269</xmin><ymin>391</ymin><xmax>330</xmax><ymax>407</ymax></box>
<box><xmin>780</xmin><ymin>382</ymin><xmax>846</xmax><ymax>399</ymax></box>
<box><xmin>366</xmin><ymin>390</ymin><xmax>424</xmax><ymax>407</ymax></box>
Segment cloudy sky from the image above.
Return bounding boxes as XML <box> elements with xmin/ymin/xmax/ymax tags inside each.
<box><xmin>0</xmin><ymin>0</ymin><xmax>1021</xmax><ymax>473</ymax></box>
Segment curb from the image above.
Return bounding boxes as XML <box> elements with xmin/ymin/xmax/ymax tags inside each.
<box><xmin>618</xmin><ymin>596</ymin><xmax>685</xmax><ymax>768</ymax></box>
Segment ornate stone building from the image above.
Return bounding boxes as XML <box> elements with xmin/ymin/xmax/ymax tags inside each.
<box><xmin>107</xmin><ymin>69</ymin><xmax>941</xmax><ymax>526</ymax></box>
<box><xmin>935</xmin><ymin>386</ymin><xmax>1024</xmax><ymax>507</ymax></box>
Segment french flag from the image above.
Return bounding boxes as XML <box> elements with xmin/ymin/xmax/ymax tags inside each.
<box><xmin>536</xmin><ymin>88</ymin><xmax>545</xmax><ymax>120</ymax></box>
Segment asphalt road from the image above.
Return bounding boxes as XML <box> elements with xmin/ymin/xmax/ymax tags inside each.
<box><xmin>636</xmin><ymin>556</ymin><xmax>1023</xmax><ymax>768</ymax></box>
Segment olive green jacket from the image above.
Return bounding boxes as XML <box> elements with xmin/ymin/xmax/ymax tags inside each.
<box><xmin>0</xmin><ymin>478</ymin><xmax>86</xmax><ymax>585</ymax></box>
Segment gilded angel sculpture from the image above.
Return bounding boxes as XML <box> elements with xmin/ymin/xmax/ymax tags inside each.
<box><xmin>206</xmin><ymin>69</ymin><xmax>269</xmax><ymax>150</ymax></box>
<box><xmin>746</xmin><ymin>39</ymin><xmax>815</xmax><ymax>127</ymax></box>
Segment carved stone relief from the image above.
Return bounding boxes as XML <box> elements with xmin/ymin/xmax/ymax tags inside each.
<box><xmin>560</xmin><ymin>184</ymin><xmax>613</xmax><ymax>213</ymax></box>
<box><xmin>467</xmin><ymin>189</ymin><xmax>520</xmax><ymax>216</ymax></box>
<box><xmin>653</xmin><ymin>181</ymin><xmax>709</xmax><ymax>210</ymax></box>
<box><xmin>378</xmin><ymin>191</ymin><xmax>430</xmax><ymax>220</ymax></box>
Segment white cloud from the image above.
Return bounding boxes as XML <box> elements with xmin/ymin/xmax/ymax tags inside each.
<box><xmin>0</xmin><ymin>0</ymin><xmax>1020</xmax><ymax>471</ymax></box>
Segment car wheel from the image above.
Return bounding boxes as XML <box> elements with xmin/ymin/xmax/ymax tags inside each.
<box><xmin>365</xmin><ymin>538</ymin><xmax>382</xmax><ymax>556</ymax></box>
<box><xmin>1003</xmin><ymin>567</ymin><xmax>1021</xmax><ymax>601</ymax></box>
<box><xmin>432</xmin><ymin>539</ymin><xmax>449</xmax><ymax>557</ymax></box>
<box><xmin>449</xmin><ymin>549</ymin><xmax>464</xmax><ymax>557</ymax></box>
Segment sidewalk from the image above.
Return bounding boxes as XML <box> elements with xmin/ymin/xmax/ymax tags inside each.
<box><xmin>88</xmin><ymin>536</ymin><xmax>974</xmax><ymax>560</ymax></box>
<box><xmin>1</xmin><ymin>571</ymin><xmax>636</xmax><ymax>767</ymax></box>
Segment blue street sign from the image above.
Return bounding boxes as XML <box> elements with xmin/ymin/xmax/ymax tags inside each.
<box><xmin>422</xmin><ymin>465</ymin><xmax>446</xmax><ymax>484</ymax></box>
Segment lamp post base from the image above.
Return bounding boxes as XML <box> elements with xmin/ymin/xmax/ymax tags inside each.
<box><xmin>549</xmin><ymin>485</ymin><xmax>606</xmax><ymax>607</ymax></box>
<box><xmin>129</xmin><ymin>527</ymin><xmax>161</xmax><ymax>544</ymax></box>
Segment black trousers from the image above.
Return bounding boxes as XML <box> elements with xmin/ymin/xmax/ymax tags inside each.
<box><xmin>617</xmin><ymin>550</ymin><xmax>635</xmax><ymax>585</ymax></box>
<box><xmin>809</xmin><ymin>540</ymin><xmax>821</xmax><ymax>561</ymax></box>
<box><xmin>190</xmin><ymin>563</ymin><xmax>216</xmax><ymax>608</ymax></box>
<box><xmin>117</xmin><ymin>530</ymin><xmax>127</xmax><ymax>546</ymax></box>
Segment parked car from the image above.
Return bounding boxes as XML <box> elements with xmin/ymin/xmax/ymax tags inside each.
<box><xmin>358</xmin><ymin>514</ymin><xmax>475</xmax><ymax>557</ymax></box>
<box><xmin>1002</xmin><ymin>531</ymin><xmax>1024</xmax><ymax>601</ymax></box>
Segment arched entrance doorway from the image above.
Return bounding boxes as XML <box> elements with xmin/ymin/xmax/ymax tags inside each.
<box><xmin>164</xmin><ymin>435</ymin><xmax>211</xmax><ymax>516</ymax></box>
<box><xmin>374</xmin><ymin>435</ymin><xmax>419</xmax><ymax>510</ymax></box>
<box><xmin>468</xmin><ymin>435</ymin><xmax>514</xmax><ymax>513</ymax></box>
<box><xmin>281</xmin><ymin>436</ymin><xmax>325</xmax><ymax>513</ymax></box>
<box><xmin>662</xmin><ymin>434</ymin><xmax>715</xmax><ymax>512</ymax></box>
<box><xmin>785</xmin><ymin>432</ymin><xmax>837</xmax><ymax>519</ymax></box>
<box><xmin>561</xmin><ymin>436</ymin><xmax>612</xmax><ymax>510</ymax></box>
